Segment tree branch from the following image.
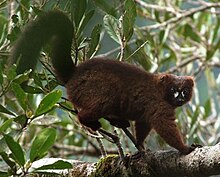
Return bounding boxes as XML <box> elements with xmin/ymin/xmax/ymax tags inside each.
<box><xmin>35</xmin><ymin>144</ymin><xmax>220</xmax><ymax>177</ymax></box>
<box><xmin>140</xmin><ymin>2</ymin><xmax>220</xmax><ymax>31</ymax></box>
<box><xmin>75</xmin><ymin>144</ymin><xmax>220</xmax><ymax>177</ymax></box>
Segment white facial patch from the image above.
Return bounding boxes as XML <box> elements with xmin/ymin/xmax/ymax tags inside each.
<box><xmin>174</xmin><ymin>91</ymin><xmax>179</xmax><ymax>98</ymax></box>
<box><xmin>181</xmin><ymin>91</ymin><xmax>185</xmax><ymax>98</ymax></box>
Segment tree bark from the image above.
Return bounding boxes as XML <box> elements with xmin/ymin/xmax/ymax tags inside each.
<box><xmin>32</xmin><ymin>143</ymin><xmax>220</xmax><ymax>177</ymax></box>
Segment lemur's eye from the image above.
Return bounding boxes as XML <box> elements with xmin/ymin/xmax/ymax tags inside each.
<box><xmin>170</xmin><ymin>87</ymin><xmax>175</xmax><ymax>93</ymax></box>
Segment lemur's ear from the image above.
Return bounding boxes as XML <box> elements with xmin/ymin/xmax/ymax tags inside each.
<box><xmin>159</xmin><ymin>74</ymin><xmax>169</xmax><ymax>83</ymax></box>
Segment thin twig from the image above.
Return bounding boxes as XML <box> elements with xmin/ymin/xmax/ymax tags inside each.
<box><xmin>53</xmin><ymin>143</ymin><xmax>118</xmax><ymax>157</ymax></box>
<box><xmin>58</xmin><ymin>102</ymin><xmax>78</xmax><ymax>114</ymax></box>
<box><xmin>95</xmin><ymin>39</ymin><xmax>136</xmax><ymax>58</ymax></box>
<box><xmin>125</xmin><ymin>40</ymin><xmax>148</xmax><ymax>61</ymax></box>
<box><xmin>96</xmin><ymin>137</ymin><xmax>107</xmax><ymax>157</ymax></box>
<box><xmin>52</xmin><ymin>124</ymin><xmax>101</xmax><ymax>154</ymax></box>
<box><xmin>168</xmin><ymin>55</ymin><xmax>203</xmax><ymax>73</ymax></box>
<box><xmin>135</xmin><ymin>0</ymin><xmax>180</xmax><ymax>15</ymax></box>
<box><xmin>98</xmin><ymin>128</ymin><xmax>126</xmax><ymax>163</ymax></box>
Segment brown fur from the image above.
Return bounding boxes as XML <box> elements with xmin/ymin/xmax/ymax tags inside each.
<box><xmin>66</xmin><ymin>57</ymin><xmax>194</xmax><ymax>154</ymax></box>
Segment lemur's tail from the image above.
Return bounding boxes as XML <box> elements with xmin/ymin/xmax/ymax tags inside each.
<box><xmin>10</xmin><ymin>10</ymin><xmax>74</xmax><ymax>84</ymax></box>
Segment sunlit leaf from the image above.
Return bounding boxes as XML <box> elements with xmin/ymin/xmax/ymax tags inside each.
<box><xmin>35</xmin><ymin>160</ymin><xmax>72</xmax><ymax>170</ymax></box>
<box><xmin>103</xmin><ymin>14</ymin><xmax>120</xmax><ymax>44</ymax></box>
<box><xmin>34</xmin><ymin>90</ymin><xmax>62</xmax><ymax>117</ymax></box>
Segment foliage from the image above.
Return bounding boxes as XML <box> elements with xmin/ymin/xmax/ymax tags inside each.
<box><xmin>0</xmin><ymin>0</ymin><xmax>220</xmax><ymax>176</ymax></box>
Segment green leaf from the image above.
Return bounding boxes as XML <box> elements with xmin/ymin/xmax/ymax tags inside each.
<box><xmin>87</xmin><ymin>24</ymin><xmax>102</xmax><ymax>58</ymax></box>
<box><xmin>103</xmin><ymin>14</ymin><xmax>120</xmax><ymax>44</ymax></box>
<box><xmin>125</xmin><ymin>0</ymin><xmax>136</xmax><ymax>17</ymax></box>
<box><xmin>34</xmin><ymin>90</ymin><xmax>62</xmax><ymax>117</ymax></box>
<box><xmin>22</xmin><ymin>85</ymin><xmax>43</xmax><ymax>94</ymax></box>
<box><xmin>122</xmin><ymin>14</ymin><xmax>134</xmax><ymax>42</ymax></box>
<box><xmin>0</xmin><ymin>151</ymin><xmax>16</xmax><ymax>170</ymax></box>
<box><xmin>159</xmin><ymin>28</ymin><xmax>170</xmax><ymax>46</ymax></box>
<box><xmin>0</xmin><ymin>136</ymin><xmax>8</xmax><ymax>153</ymax></box>
<box><xmin>0</xmin><ymin>1</ymin><xmax>7</xmax><ymax>9</ymax></box>
<box><xmin>11</xmin><ymin>82</ymin><xmax>27</xmax><ymax>111</ymax></box>
<box><xmin>72</xmin><ymin>0</ymin><xmax>87</xmax><ymax>28</ymax></box>
<box><xmin>184</xmin><ymin>24</ymin><xmax>201</xmax><ymax>42</ymax></box>
<box><xmin>0</xmin><ymin>171</ymin><xmax>9</xmax><ymax>177</ymax></box>
<box><xmin>123</xmin><ymin>0</ymin><xmax>136</xmax><ymax>41</ymax></box>
<box><xmin>32</xmin><ymin>115</ymin><xmax>60</xmax><ymax>126</ymax></box>
<box><xmin>35</xmin><ymin>160</ymin><xmax>72</xmax><ymax>170</ymax></box>
<box><xmin>204</xmin><ymin>99</ymin><xmax>211</xmax><ymax>118</ymax></box>
<box><xmin>212</xmin><ymin>18</ymin><xmax>220</xmax><ymax>44</ymax></box>
<box><xmin>33</xmin><ymin>72</ymin><xmax>44</xmax><ymax>88</ymax></box>
<box><xmin>4</xmin><ymin>134</ymin><xmax>25</xmax><ymax>166</ymax></box>
<box><xmin>0</xmin><ymin>104</ymin><xmax>15</xmax><ymax>116</ymax></box>
<box><xmin>44</xmin><ymin>79</ymin><xmax>59</xmax><ymax>91</ymax></box>
<box><xmin>7</xmin><ymin>64</ymin><xmax>17</xmax><ymax>80</ymax></box>
<box><xmin>13</xmin><ymin>69</ymin><xmax>32</xmax><ymax>84</ymax></box>
<box><xmin>0</xmin><ymin>119</ymin><xmax>13</xmax><ymax>133</ymax></box>
<box><xmin>14</xmin><ymin>114</ymin><xmax>28</xmax><ymax>128</ymax></box>
<box><xmin>30</xmin><ymin>128</ymin><xmax>57</xmax><ymax>162</ymax></box>
<box><xmin>206</xmin><ymin>37</ymin><xmax>220</xmax><ymax>60</ymax></box>
<box><xmin>93</xmin><ymin>0</ymin><xmax>116</xmax><ymax>17</ymax></box>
